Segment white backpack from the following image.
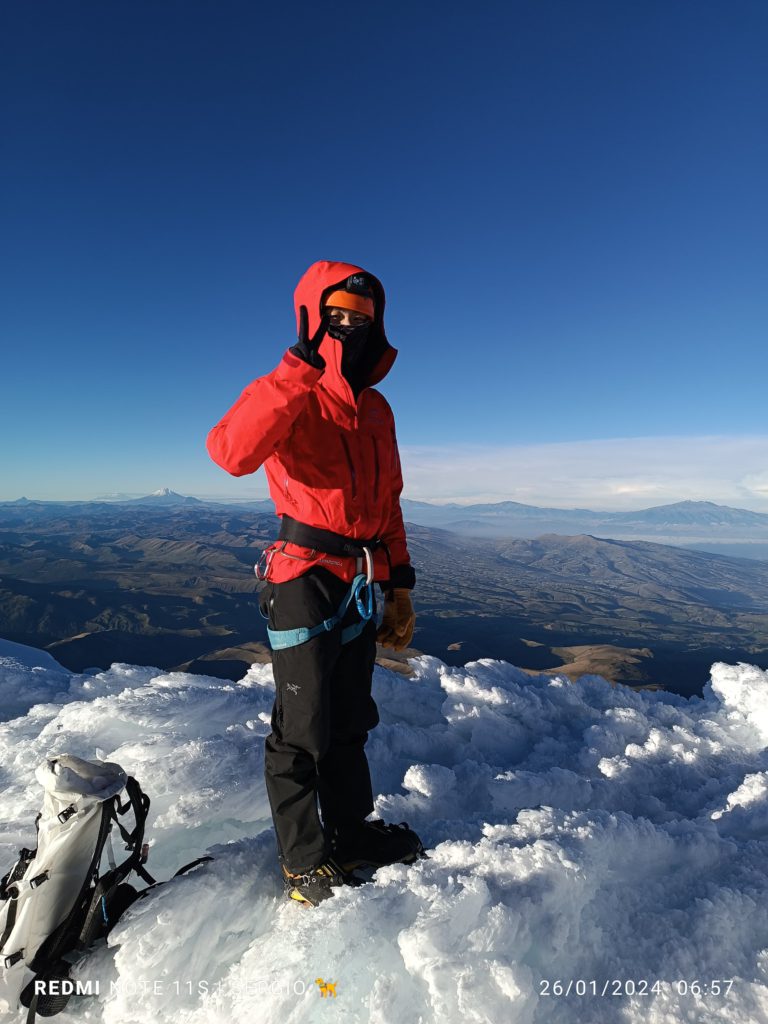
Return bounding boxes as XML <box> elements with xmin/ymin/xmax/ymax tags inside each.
<box><xmin>0</xmin><ymin>755</ymin><xmax>157</xmax><ymax>1021</ymax></box>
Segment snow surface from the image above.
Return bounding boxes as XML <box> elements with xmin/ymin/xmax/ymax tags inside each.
<box><xmin>2</xmin><ymin>638</ymin><xmax>768</xmax><ymax>1023</ymax></box>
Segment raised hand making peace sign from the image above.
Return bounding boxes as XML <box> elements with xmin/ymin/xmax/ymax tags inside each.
<box><xmin>289</xmin><ymin>305</ymin><xmax>329</xmax><ymax>370</ymax></box>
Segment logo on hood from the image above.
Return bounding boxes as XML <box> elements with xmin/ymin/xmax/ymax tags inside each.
<box><xmin>346</xmin><ymin>274</ymin><xmax>373</xmax><ymax>295</ymax></box>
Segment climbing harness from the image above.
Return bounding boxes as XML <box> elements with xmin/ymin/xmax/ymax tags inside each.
<box><xmin>254</xmin><ymin>518</ymin><xmax>387</xmax><ymax>651</ymax></box>
<box><xmin>259</xmin><ymin>555</ymin><xmax>374</xmax><ymax>651</ymax></box>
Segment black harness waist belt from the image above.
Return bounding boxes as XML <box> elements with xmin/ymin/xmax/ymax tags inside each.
<box><xmin>278</xmin><ymin>515</ymin><xmax>387</xmax><ymax>559</ymax></box>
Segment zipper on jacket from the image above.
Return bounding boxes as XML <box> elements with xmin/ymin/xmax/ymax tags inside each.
<box><xmin>371</xmin><ymin>438</ymin><xmax>380</xmax><ymax>505</ymax></box>
<box><xmin>283</xmin><ymin>476</ymin><xmax>297</xmax><ymax>510</ymax></box>
<box><xmin>340</xmin><ymin>435</ymin><xmax>358</xmax><ymax>499</ymax></box>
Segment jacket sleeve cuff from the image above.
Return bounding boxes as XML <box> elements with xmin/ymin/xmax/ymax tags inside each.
<box><xmin>382</xmin><ymin>563</ymin><xmax>416</xmax><ymax>593</ymax></box>
<box><xmin>273</xmin><ymin>349</ymin><xmax>325</xmax><ymax>386</ymax></box>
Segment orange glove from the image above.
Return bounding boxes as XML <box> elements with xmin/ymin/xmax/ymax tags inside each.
<box><xmin>376</xmin><ymin>588</ymin><xmax>415</xmax><ymax>651</ymax></box>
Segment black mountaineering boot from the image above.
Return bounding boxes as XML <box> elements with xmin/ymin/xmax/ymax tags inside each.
<box><xmin>331</xmin><ymin>819</ymin><xmax>426</xmax><ymax>872</ymax></box>
<box><xmin>281</xmin><ymin>856</ymin><xmax>359</xmax><ymax>907</ymax></box>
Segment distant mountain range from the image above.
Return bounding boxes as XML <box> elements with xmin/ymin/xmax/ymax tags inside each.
<box><xmin>399</xmin><ymin>498</ymin><xmax>768</xmax><ymax>557</ymax></box>
<box><xmin>400</xmin><ymin>497</ymin><xmax>768</xmax><ymax>529</ymax></box>
<box><xmin>3</xmin><ymin>489</ymin><xmax>274</xmax><ymax>512</ymax></box>
<box><xmin>3</xmin><ymin>494</ymin><xmax>768</xmax><ymax>558</ymax></box>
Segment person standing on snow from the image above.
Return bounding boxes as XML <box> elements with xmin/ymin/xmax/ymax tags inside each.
<box><xmin>206</xmin><ymin>260</ymin><xmax>423</xmax><ymax>906</ymax></box>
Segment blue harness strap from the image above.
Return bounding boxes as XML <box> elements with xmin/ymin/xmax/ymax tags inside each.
<box><xmin>260</xmin><ymin>573</ymin><xmax>374</xmax><ymax>651</ymax></box>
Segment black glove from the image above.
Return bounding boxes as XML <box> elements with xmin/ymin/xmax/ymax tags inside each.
<box><xmin>290</xmin><ymin>305</ymin><xmax>328</xmax><ymax>370</ymax></box>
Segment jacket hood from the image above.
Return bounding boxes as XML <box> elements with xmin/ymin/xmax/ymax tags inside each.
<box><xmin>293</xmin><ymin>260</ymin><xmax>397</xmax><ymax>398</ymax></box>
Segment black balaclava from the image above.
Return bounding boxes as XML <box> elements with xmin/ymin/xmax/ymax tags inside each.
<box><xmin>325</xmin><ymin>275</ymin><xmax>386</xmax><ymax>400</ymax></box>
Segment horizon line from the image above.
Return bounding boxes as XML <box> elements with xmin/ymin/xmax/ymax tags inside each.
<box><xmin>2</xmin><ymin>491</ymin><xmax>768</xmax><ymax>516</ymax></box>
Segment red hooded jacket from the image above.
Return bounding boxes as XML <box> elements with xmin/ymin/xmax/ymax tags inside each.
<box><xmin>206</xmin><ymin>260</ymin><xmax>414</xmax><ymax>589</ymax></box>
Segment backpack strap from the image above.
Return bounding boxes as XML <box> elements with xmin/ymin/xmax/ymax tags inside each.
<box><xmin>173</xmin><ymin>856</ymin><xmax>214</xmax><ymax>878</ymax></box>
<box><xmin>109</xmin><ymin>777</ymin><xmax>156</xmax><ymax>887</ymax></box>
<box><xmin>0</xmin><ymin>848</ymin><xmax>37</xmax><ymax>961</ymax></box>
<box><xmin>76</xmin><ymin>778</ymin><xmax>157</xmax><ymax>946</ymax></box>
<box><xmin>25</xmin><ymin>990</ymin><xmax>39</xmax><ymax>1024</ymax></box>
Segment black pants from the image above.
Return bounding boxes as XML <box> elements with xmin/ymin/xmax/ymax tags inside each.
<box><xmin>261</xmin><ymin>567</ymin><xmax>380</xmax><ymax>873</ymax></box>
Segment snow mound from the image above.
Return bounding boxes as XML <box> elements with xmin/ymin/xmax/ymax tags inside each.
<box><xmin>2</xmin><ymin>646</ymin><xmax>768</xmax><ymax>1023</ymax></box>
<box><xmin>0</xmin><ymin>638</ymin><xmax>72</xmax><ymax>719</ymax></box>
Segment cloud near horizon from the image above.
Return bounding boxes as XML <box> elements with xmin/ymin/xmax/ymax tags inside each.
<box><xmin>5</xmin><ymin>435</ymin><xmax>768</xmax><ymax>513</ymax></box>
<box><xmin>398</xmin><ymin>434</ymin><xmax>768</xmax><ymax>512</ymax></box>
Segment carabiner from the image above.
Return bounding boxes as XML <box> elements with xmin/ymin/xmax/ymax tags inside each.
<box><xmin>353</xmin><ymin>575</ymin><xmax>374</xmax><ymax>620</ymax></box>
<box><xmin>255</xmin><ymin>545</ymin><xmax>276</xmax><ymax>581</ymax></box>
<box><xmin>362</xmin><ymin>545</ymin><xmax>374</xmax><ymax>585</ymax></box>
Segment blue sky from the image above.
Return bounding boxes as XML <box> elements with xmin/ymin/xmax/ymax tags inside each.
<box><xmin>2</xmin><ymin>1</ymin><xmax>767</xmax><ymax>508</ymax></box>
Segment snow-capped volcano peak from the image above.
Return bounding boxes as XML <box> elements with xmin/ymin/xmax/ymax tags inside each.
<box><xmin>130</xmin><ymin>489</ymin><xmax>202</xmax><ymax>505</ymax></box>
